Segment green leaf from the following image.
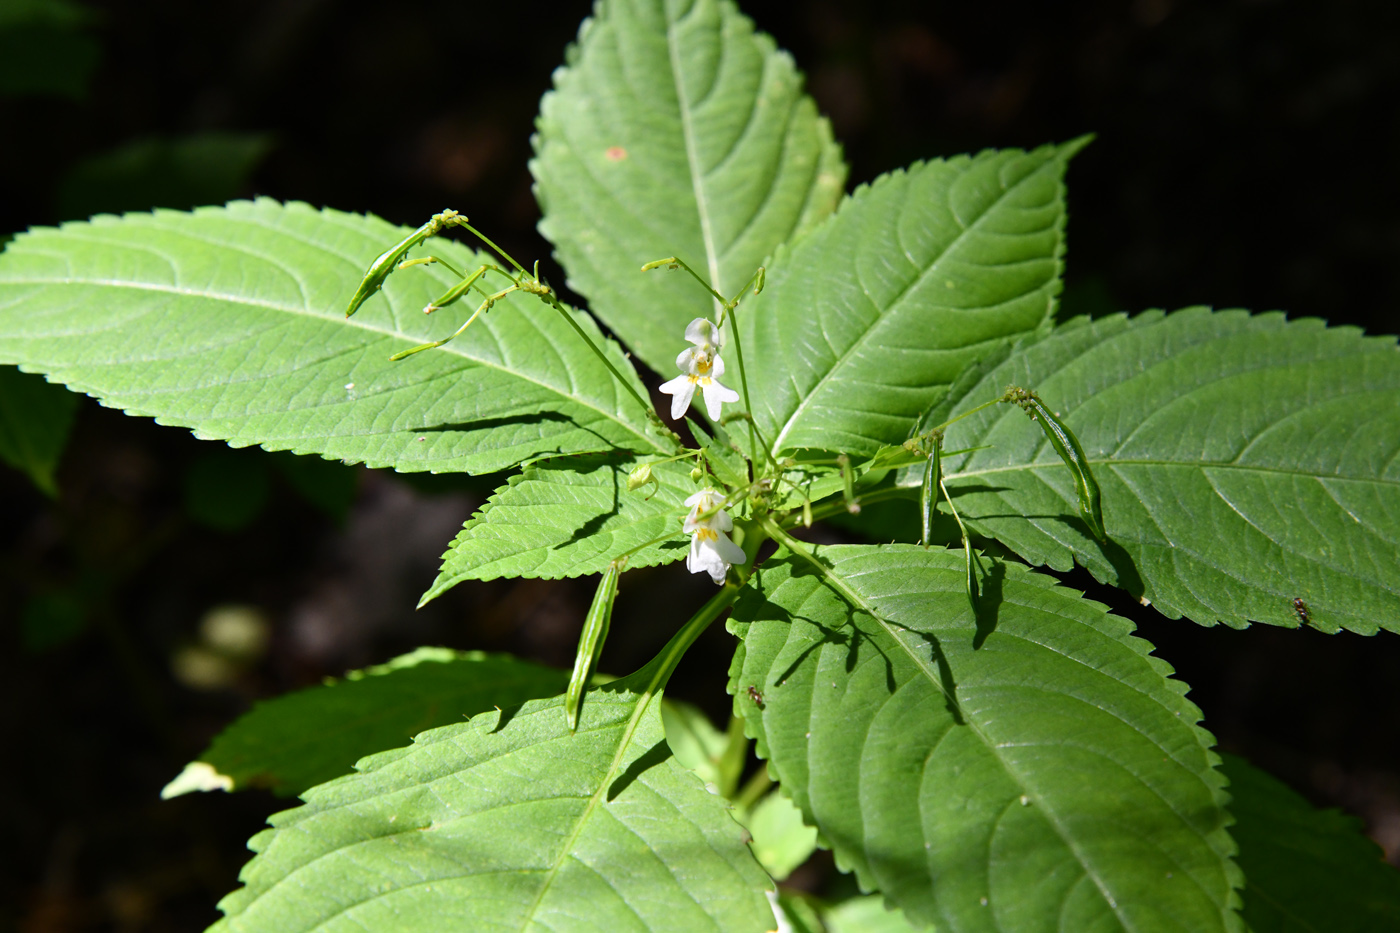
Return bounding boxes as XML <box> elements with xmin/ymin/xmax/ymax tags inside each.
<box><xmin>0</xmin><ymin>364</ymin><xmax>78</xmax><ymax>496</ymax></box>
<box><xmin>211</xmin><ymin>679</ymin><xmax>774</xmax><ymax>932</ymax></box>
<box><xmin>56</xmin><ymin>132</ymin><xmax>275</xmax><ymax>220</ymax></box>
<box><xmin>0</xmin><ymin>0</ymin><xmax>99</xmax><ymax>100</ymax></box>
<box><xmin>423</xmin><ymin>453</ymin><xmax>694</xmax><ymax>603</ymax></box>
<box><xmin>0</xmin><ymin>200</ymin><xmax>668</xmax><ymax>477</ymax></box>
<box><xmin>744</xmin><ymin>140</ymin><xmax>1086</xmax><ymax>459</ymax></box>
<box><xmin>168</xmin><ymin>649</ymin><xmax>569</xmax><ymax>798</ymax></box>
<box><xmin>532</xmin><ymin>0</ymin><xmax>846</xmax><ymax>376</ymax></box>
<box><xmin>822</xmin><ymin>895</ymin><xmax>924</xmax><ymax>933</ymax></box>
<box><xmin>270</xmin><ymin>451</ymin><xmax>358</xmax><ymax>522</ymax></box>
<box><xmin>1223</xmin><ymin>754</ymin><xmax>1400</xmax><ymax>932</ymax></box>
<box><xmin>729</xmin><ymin>543</ymin><xmax>1241</xmax><ymax>932</ymax></box>
<box><xmin>914</xmin><ymin>309</ymin><xmax>1400</xmax><ymax>633</ymax></box>
<box><xmin>660</xmin><ymin>697</ymin><xmax>731</xmax><ymax>790</ymax></box>
<box><xmin>183</xmin><ymin>445</ymin><xmax>272</xmax><ymax>532</ymax></box>
<box><xmin>742</xmin><ymin>788</ymin><xmax>817</xmax><ymax>882</ymax></box>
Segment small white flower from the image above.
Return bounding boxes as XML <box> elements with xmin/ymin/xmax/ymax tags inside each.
<box><xmin>658</xmin><ymin>318</ymin><xmax>740</xmax><ymax>421</ymax></box>
<box><xmin>683</xmin><ymin>489</ymin><xmax>746</xmax><ymax>584</ymax></box>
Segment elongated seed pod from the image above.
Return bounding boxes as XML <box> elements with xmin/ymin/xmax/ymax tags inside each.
<box><xmin>424</xmin><ymin>266</ymin><xmax>489</xmax><ymax>314</ymax></box>
<box><xmin>565</xmin><ymin>560</ymin><xmax>622</xmax><ymax>731</ymax></box>
<box><xmin>920</xmin><ymin>436</ymin><xmax>942</xmax><ymax>547</ymax></box>
<box><xmin>1025</xmin><ymin>397</ymin><xmax>1106</xmax><ymax>540</ymax></box>
<box><xmin>345</xmin><ymin>210</ymin><xmax>463</xmax><ymax>317</ymax></box>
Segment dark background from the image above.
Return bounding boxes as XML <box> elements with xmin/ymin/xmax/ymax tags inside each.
<box><xmin>3</xmin><ymin>0</ymin><xmax>1399</xmax><ymax>929</ymax></box>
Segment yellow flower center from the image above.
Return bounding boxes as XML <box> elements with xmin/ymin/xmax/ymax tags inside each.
<box><xmin>695</xmin><ymin>527</ymin><xmax>718</xmax><ymax>542</ymax></box>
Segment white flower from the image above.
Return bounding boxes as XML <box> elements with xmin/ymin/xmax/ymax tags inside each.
<box><xmin>683</xmin><ymin>489</ymin><xmax>747</xmax><ymax>584</ymax></box>
<box><xmin>658</xmin><ymin>318</ymin><xmax>741</xmax><ymax>421</ymax></box>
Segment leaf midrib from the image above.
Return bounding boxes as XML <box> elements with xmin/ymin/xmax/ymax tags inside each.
<box><xmin>666</xmin><ymin>6</ymin><xmax>725</xmax><ymax>319</ymax></box>
<box><xmin>768</xmin><ymin>156</ymin><xmax>1061</xmax><ymax>455</ymax></box>
<box><xmin>518</xmin><ymin>690</ymin><xmax>666</xmax><ymax>930</ymax></box>
<box><xmin>2</xmin><ymin>275</ymin><xmax>661</xmax><ymax>452</ymax></box>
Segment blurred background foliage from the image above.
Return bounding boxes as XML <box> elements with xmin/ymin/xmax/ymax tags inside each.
<box><xmin>2</xmin><ymin>0</ymin><xmax>1399</xmax><ymax>930</ymax></box>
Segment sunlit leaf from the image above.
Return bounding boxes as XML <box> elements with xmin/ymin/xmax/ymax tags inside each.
<box><xmin>0</xmin><ymin>200</ymin><xmax>669</xmax><ymax>476</ymax></box>
<box><xmin>730</xmin><ymin>543</ymin><xmax>1241</xmax><ymax>932</ymax></box>
<box><xmin>533</xmin><ymin>0</ymin><xmax>846</xmax><ymax>376</ymax></box>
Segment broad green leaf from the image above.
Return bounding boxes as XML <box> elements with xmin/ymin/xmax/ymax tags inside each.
<box><xmin>729</xmin><ymin>543</ymin><xmax>1241</xmax><ymax>932</ymax></box>
<box><xmin>423</xmin><ymin>453</ymin><xmax>695</xmax><ymax>602</ymax></box>
<box><xmin>1223</xmin><ymin>754</ymin><xmax>1400</xmax><ymax>932</ymax></box>
<box><xmin>533</xmin><ymin>0</ymin><xmax>846</xmax><ymax>376</ymax></box>
<box><xmin>0</xmin><ymin>200</ymin><xmax>669</xmax><ymax>476</ymax></box>
<box><xmin>908</xmin><ymin>309</ymin><xmax>1400</xmax><ymax>633</ymax></box>
<box><xmin>0</xmin><ymin>364</ymin><xmax>78</xmax><ymax>496</ymax></box>
<box><xmin>211</xmin><ymin>679</ymin><xmax>774</xmax><ymax>933</ymax></box>
<box><xmin>744</xmin><ymin>140</ymin><xmax>1086</xmax><ymax>459</ymax></box>
<box><xmin>167</xmin><ymin>649</ymin><xmax>569</xmax><ymax>798</ymax></box>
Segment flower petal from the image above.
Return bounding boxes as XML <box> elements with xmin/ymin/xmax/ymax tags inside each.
<box><xmin>684</xmin><ymin>317</ymin><xmax>719</xmax><ymax>349</ymax></box>
<box><xmin>658</xmin><ymin>374</ymin><xmax>697</xmax><ymax>420</ymax></box>
<box><xmin>701</xmin><ymin>379</ymin><xmax>741</xmax><ymax>420</ymax></box>
<box><xmin>675</xmin><ymin>346</ymin><xmax>698</xmax><ymax>373</ymax></box>
<box><xmin>711</xmin><ymin>530</ymin><xmax>747</xmax><ymax>566</ymax></box>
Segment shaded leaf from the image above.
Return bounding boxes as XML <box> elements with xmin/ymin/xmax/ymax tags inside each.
<box><xmin>56</xmin><ymin>132</ymin><xmax>275</xmax><ymax>220</ymax></box>
<box><xmin>661</xmin><ymin>696</ymin><xmax>730</xmax><ymax>790</ymax></box>
<box><xmin>1223</xmin><ymin>754</ymin><xmax>1400</xmax><ymax>932</ymax></box>
<box><xmin>173</xmin><ymin>649</ymin><xmax>569</xmax><ymax>798</ymax></box>
<box><xmin>211</xmin><ymin>676</ymin><xmax>773</xmax><ymax>932</ymax></box>
<box><xmin>0</xmin><ymin>364</ymin><xmax>78</xmax><ymax>496</ymax></box>
<box><xmin>730</xmin><ymin>543</ymin><xmax>1240</xmax><ymax>932</ymax></box>
<box><xmin>0</xmin><ymin>0</ymin><xmax>99</xmax><ymax>100</ymax></box>
<box><xmin>183</xmin><ymin>445</ymin><xmax>272</xmax><ymax>532</ymax></box>
<box><xmin>744</xmin><ymin>140</ymin><xmax>1086</xmax><ymax>458</ymax></box>
<box><xmin>741</xmin><ymin>787</ymin><xmax>817</xmax><ymax>882</ymax></box>
<box><xmin>423</xmin><ymin>453</ymin><xmax>694</xmax><ymax>603</ymax></box>
<box><xmin>533</xmin><ymin>0</ymin><xmax>846</xmax><ymax>376</ymax></box>
<box><xmin>0</xmin><ymin>200</ymin><xmax>668</xmax><ymax>476</ymax></box>
<box><xmin>822</xmin><ymin>895</ymin><xmax>924</xmax><ymax>933</ymax></box>
<box><xmin>910</xmin><ymin>309</ymin><xmax>1400</xmax><ymax>632</ymax></box>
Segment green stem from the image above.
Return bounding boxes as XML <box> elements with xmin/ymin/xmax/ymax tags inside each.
<box><xmin>717</xmin><ymin>714</ymin><xmax>749</xmax><ymax>799</ymax></box>
<box><xmin>655</xmin><ymin>256</ymin><xmax>728</xmax><ymax>308</ymax></box>
<box><xmin>732</xmin><ymin>765</ymin><xmax>773</xmax><ymax>812</ymax></box>
<box><xmin>542</xmin><ymin>294</ymin><xmax>672</xmax><ymax>444</ymax></box>
<box><xmin>636</xmin><ymin>576</ymin><xmax>742</xmax><ymax>694</ymax></box>
<box><xmin>631</xmin><ymin>517</ymin><xmax>767</xmax><ymax>693</ymax></box>
<box><xmin>926</xmin><ymin>396</ymin><xmax>1003</xmax><ymax>434</ymax></box>
<box><xmin>800</xmin><ymin>483</ymin><xmax>916</xmax><ymax>526</ymax></box>
<box><xmin>718</xmin><ymin>299</ymin><xmax>757</xmax><ymax>467</ymax></box>
<box><xmin>460</xmin><ymin>221</ymin><xmax>528</xmax><ymax>276</ymax></box>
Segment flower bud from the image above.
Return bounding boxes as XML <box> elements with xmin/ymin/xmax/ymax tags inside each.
<box><xmin>626</xmin><ymin>462</ymin><xmax>653</xmax><ymax>491</ymax></box>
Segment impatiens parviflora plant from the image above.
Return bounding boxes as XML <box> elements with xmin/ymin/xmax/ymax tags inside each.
<box><xmin>2</xmin><ymin>0</ymin><xmax>1399</xmax><ymax>930</ymax></box>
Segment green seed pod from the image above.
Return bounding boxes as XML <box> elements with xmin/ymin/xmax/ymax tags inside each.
<box><xmin>566</xmin><ymin>560</ymin><xmax>622</xmax><ymax>732</ymax></box>
<box><xmin>344</xmin><ymin>209</ymin><xmax>465</xmax><ymax>318</ymax></box>
<box><xmin>1024</xmin><ymin>396</ymin><xmax>1106</xmax><ymax>541</ymax></box>
<box><xmin>920</xmin><ymin>431</ymin><xmax>944</xmax><ymax>547</ymax></box>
